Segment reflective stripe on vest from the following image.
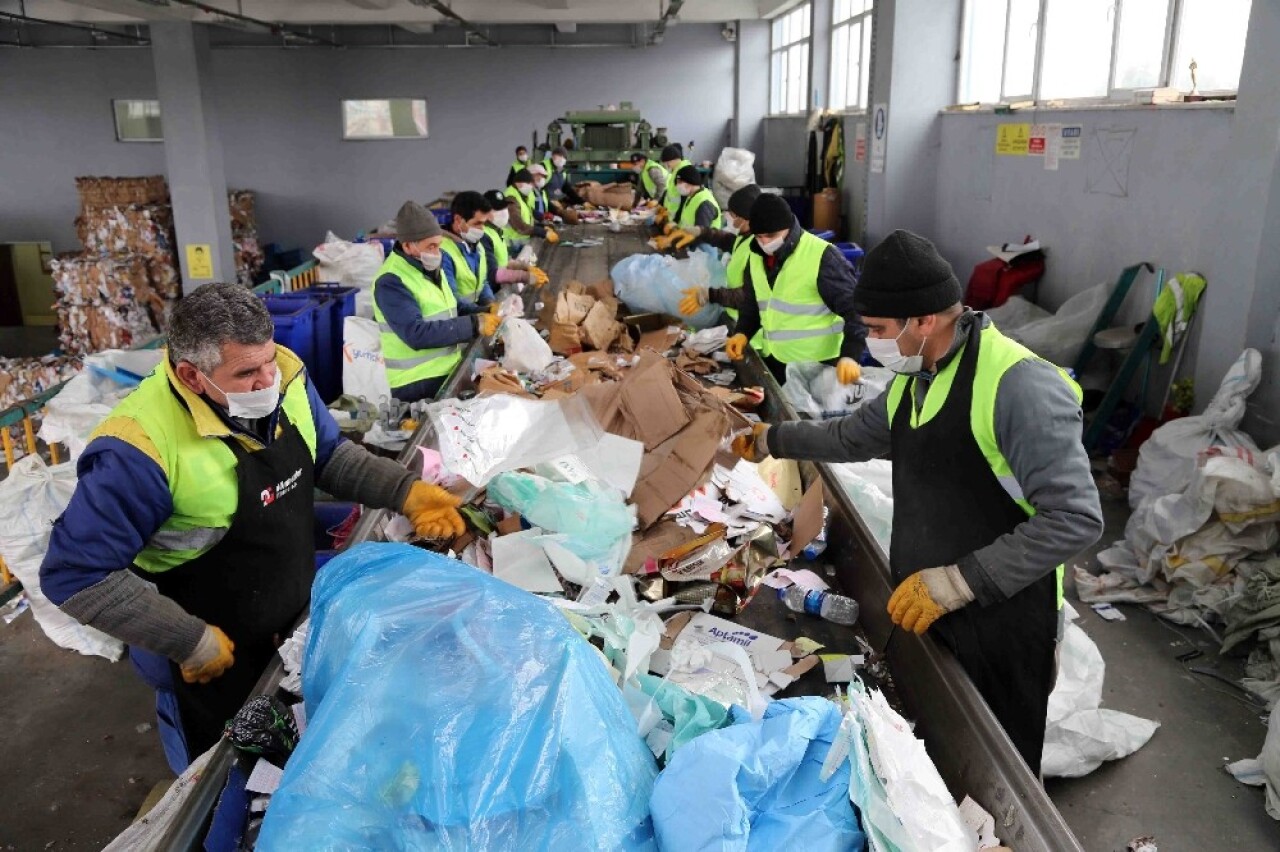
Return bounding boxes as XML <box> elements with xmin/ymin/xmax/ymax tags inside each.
<box><xmin>503</xmin><ymin>186</ymin><xmax>534</xmax><ymax>244</ymax></box>
<box><xmin>748</xmin><ymin>231</ymin><xmax>843</xmax><ymax>363</ymax></box>
<box><xmin>372</xmin><ymin>251</ymin><xmax>463</xmax><ymax>389</ymax></box>
<box><xmin>676</xmin><ymin>187</ymin><xmax>723</xmax><ymax>230</ymax></box>
<box><xmin>439</xmin><ymin>238</ymin><xmax>490</xmax><ymax>301</ymax></box>
<box><xmin>93</xmin><ymin>351</ymin><xmax>318</xmax><ymax>574</ymax></box>
<box><xmin>884</xmin><ymin>323</ymin><xmax>1081</xmax><ymax>608</ymax></box>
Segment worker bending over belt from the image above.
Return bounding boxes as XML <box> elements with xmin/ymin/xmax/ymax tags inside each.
<box><xmin>659</xmin><ymin>144</ymin><xmax>693</xmax><ymax>218</ymax></box>
<box><xmin>506</xmin><ymin>145</ymin><xmax>530</xmax><ymax>187</ymax></box>
<box><xmin>629</xmin><ymin>151</ymin><xmax>669</xmax><ymax>207</ymax></box>
<box><xmin>39</xmin><ymin>283</ymin><xmax>467</xmax><ymax>773</ymax></box>
<box><xmin>677</xmin><ymin>183</ymin><xmax>762</xmax><ymax>325</ymax></box>
<box><xmin>734</xmin><ymin>230</ymin><xmax>1104</xmax><ymax>774</ymax></box>
<box><xmin>441</xmin><ymin>191</ymin><xmax>496</xmax><ymax>308</ymax></box>
<box><xmin>543</xmin><ymin>147</ymin><xmax>585</xmax><ymax>208</ymax></box>
<box><xmin>373</xmin><ymin>201</ymin><xmax>500</xmax><ymax>403</ymax></box>
<box><xmin>481</xmin><ymin>189</ymin><xmax>549</xmax><ymax>291</ymax></box>
<box><xmin>503</xmin><ymin>169</ymin><xmax>560</xmax><ymax>249</ymax></box>
<box><xmin>698</xmin><ymin>193</ymin><xmax>865</xmax><ymax>384</ymax></box>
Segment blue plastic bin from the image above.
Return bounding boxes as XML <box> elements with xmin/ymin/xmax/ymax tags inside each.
<box><xmin>808</xmin><ymin>229</ymin><xmax>836</xmax><ymax>241</ymax></box>
<box><xmin>834</xmin><ymin>241</ymin><xmax>864</xmax><ymax>270</ymax></box>
<box><xmin>276</xmin><ymin>284</ymin><xmax>358</xmax><ymax>402</ymax></box>
<box><xmin>314</xmin><ymin>501</ymin><xmax>358</xmax><ymax>570</ymax></box>
<box><xmin>261</xmin><ymin>295</ymin><xmax>320</xmax><ymax>386</ymax></box>
<box><xmin>430</xmin><ymin>208</ymin><xmax>452</xmax><ymax>227</ymax></box>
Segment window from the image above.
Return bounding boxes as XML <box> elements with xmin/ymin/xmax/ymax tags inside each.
<box><xmin>113</xmin><ymin>99</ymin><xmax>162</xmax><ymax>142</ymax></box>
<box><xmin>770</xmin><ymin>3</ymin><xmax>812</xmax><ymax>115</ymax></box>
<box><xmin>958</xmin><ymin>0</ymin><xmax>1252</xmax><ymax>104</ymax></box>
<box><xmin>341</xmin><ymin>99</ymin><xmax>429</xmax><ymax>140</ymax></box>
<box><xmin>830</xmin><ymin>0</ymin><xmax>874</xmax><ymax>111</ymax></box>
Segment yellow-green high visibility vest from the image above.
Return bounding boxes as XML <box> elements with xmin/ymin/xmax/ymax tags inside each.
<box><xmin>884</xmin><ymin>323</ymin><xmax>1080</xmax><ymax>609</ymax></box>
<box><xmin>483</xmin><ymin>223</ymin><xmax>510</xmax><ymax>268</ymax></box>
<box><xmin>676</xmin><ymin>187</ymin><xmax>723</xmax><ymax>230</ymax></box>
<box><xmin>748</xmin><ymin>231</ymin><xmax>843</xmax><ymax>363</ymax></box>
<box><xmin>663</xmin><ymin>159</ymin><xmax>693</xmax><ymax>214</ymax></box>
<box><xmin>371</xmin><ymin>251</ymin><xmax>464</xmax><ymax>390</ymax></box>
<box><xmin>439</xmin><ymin>237</ymin><xmax>490</xmax><ymax>301</ymax></box>
<box><xmin>503</xmin><ymin>185</ymin><xmax>535</xmax><ymax>244</ymax></box>
<box><xmin>639</xmin><ymin>160</ymin><xmax>667</xmax><ymax>199</ymax></box>
<box><xmin>91</xmin><ymin>348</ymin><xmax>318</xmax><ymax>574</ymax></box>
<box><xmin>723</xmin><ymin>233</ymin><xmax>752</xmax><ymax>323</ymax></box>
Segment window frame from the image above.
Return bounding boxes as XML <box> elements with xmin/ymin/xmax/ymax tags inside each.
<box><xmin>340</xmin><ymin>98</ymin><xmax>430</xmax><ymax>141</ymax></box>
<box><xmin>829</xmin><ymin>0</ymin><xmax>875</xmax><ymax>113</ymax></box>
<box><xmin>112</xmin><ymin>99</ymin><xmax>163</xmax><ymax>143</ymax></box>
<box><xmin>769</xmin><ymin>3</ymin><xmax>814</xmax><ymax>117</ymax></box>
<box><xmin>957</xmin><ymin>0</ymin><xmax>1250</xmax><ymax>106</ymax></box>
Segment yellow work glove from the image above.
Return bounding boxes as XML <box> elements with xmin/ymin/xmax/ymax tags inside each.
<box><xmin>652</xmin><ymin>232</ymin><xmax>676</xmax><ymax>252</ymax></box>
<box><xmin>730</xmin><ymin>422</ymin><xmax>770</xmax><ymax>462</ymax></box>
<box><xmin>724</xmin><ymin>333</ymin><xmax>749</xmax><ymax>361</ymax></box>
<box><xmin>836</xmin><ymin>357</ymin><xmax>862</xmax><ymax>385</ymax></box>
<box><xmin>402</xmin><ymin>480</ymin><xmax>465</xmax><ymax>540</ymax></box>
<box><xmin>678</xmin><ymin>287</ymin><xmax>709</xmax><ymax>317</ymax></box>
<box><xmin>886</xmin><ymin>566</ymin><xmax>975</xmax><ymax>634</ymax></box>
<box><xmin>529</xmin><ymin>267</ymin><xmax>549</xmax><ymax>288</ymax></box>
<box><xmin>670</xmin><ymin>230</ymin><xmax>697</xmax><ymax>251</ymax></box>
<box><xmin>654</xmin><ymin>205</ymin><xmax>669</xmax><ymax>226</ymax></box>
<box><xmin>180</xmin><ymin>625</ymin><xmax>235</xmax><ymax>685</ymax></box>
<box><xmin>477</xmin><ymin>304</ymin><xmax>501</xmax><ymax>337</ymax></box>
<box><xmin>543</xmin><ymin>227</ymin><xmax>560</xmax><ymax>245</ymax></box>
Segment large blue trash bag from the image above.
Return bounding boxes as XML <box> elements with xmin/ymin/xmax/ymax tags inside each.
<box><xmin>611</xmin><ymin>247</ymin><xmax>727</xmax><ymax>329</ymax></box>
<box><xmin>649</xmin><ymin>697</ymin><xmax>865</xmax><ymax>852</ymax></box>
<box><xmin>257</xmin><ymin>542</ymin><xmax>659</xmax><ymax>851</ymax></box>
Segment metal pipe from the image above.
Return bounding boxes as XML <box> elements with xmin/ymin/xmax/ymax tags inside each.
<box><xmin>649</xmin><ymin>0</ymin><xmax>684</xmax><ymax>45</ymax></box>
<box><xmin>406</xmin><ymin>0</ymin><xmax>497</xmax><ymax>47</ymax></box>
<box><xmin>162</xmin><ymin>0</ymin><xmax>340</xmax><ymax>47</ymax></box>
<box><xmin>0</xmin><ymin>9</ymin><xmax>149</xmax><ymax>43</ymax></box>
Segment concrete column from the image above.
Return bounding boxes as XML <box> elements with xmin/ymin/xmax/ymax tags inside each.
<box><xmin>810</xmin><ymin>0</ymin><xmax>834</xmax><ymax>112</ymax></box>
<box><xmin>150</xmin><ymin>21</ymin><xmax>235</xmax><ymax>293</ymax></box>
<box><xmin>733</xmin><ymin>19</ymin><xmax>770</xmax><ymax>156</ymax></box>
<box><xmin>1191</xmin><ymin>1</ymin><xmax>1280</xmax><ymax>442</ymax></box>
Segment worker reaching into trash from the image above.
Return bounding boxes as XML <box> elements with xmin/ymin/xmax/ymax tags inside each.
<box><xmin>708</xmin><ymin>192</ymin><xmax>866</xmax><ymax>384</ymax></box>
<box><xmin>676</xmin><ymin>183</ymin><xmax>761</xmax><ymax>327</ymax></box>
<box><xmin>503</xmin><ymin>168</ymin><xmax>559</xmax><ymax>248</ymax></box>
<box><xmin>440</xmin><ymin>191</ymin><xmax>497</xmax><ymax>308</ymax></box>
<box><xmin>481</xmin><ymin>189</ymin><xmax>549</xmax><ymax>291</ymax></box>
<box><xmin>629</xmin><ymin>151</ymin><xmax>669</xmax><ymax>207</ymax></box>
<box><xmin>373</xmin><ymin>200</ymin><xmax>500</xmax><ymax>403</ymax></box>
<box><xmin>733</xmin><ymin>229</ymin><xmax>1104</xmax><ymax>774</ymax></box>
<box><xmin>38</xmin><ymin>282</ymin><xmax>467</xmax><ymax>773</ymax></box>
<box><xmin>543</xmin><ymin>146</ymin><xmax>585</xmax><ymax>208</ymax></box>
<box><xmin>652</xmin><ymin>166</ymin><xmax>722</xmax><ymax>253</ymax></box>
<box><xmin>659</xmin><ymin>144</ymin><xmax>693</xmax><ymax>217</ymax></box>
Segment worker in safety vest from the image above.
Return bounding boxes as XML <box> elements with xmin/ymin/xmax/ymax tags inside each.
<box><xmin>653</xmin><ymin>165</ymin><xmax>722</xmax><ymax>252</ymax></box>
<box><xmin>716</xmin><ymin>193</ymin><xmax>866</xmax><ymax>384</ymax></box>
<box><xmin>39</xmin><ymin>282</ymin><xmax>467</xmax><ymax>772</ymax></box>
<box><xmin>373</xmin><ymin>201</ymin><xmax>500</xmax><ymax>403</ymax></box>
<box><xmin>503</xmin><ymin>169</ymin><xmax>560</xmax><ymax>249</ymax></box>
<box><xmin>526</xmin><ymin>163</ymin><xmax>553</xmax><ymax>222</ymax></box>
<box><xmin>441</xmin><ymin>191</ymin><xmax>496</xmax><ymax>308</ymax></box>
<box><xmin>505</xmin><ymin>145</ymin><xmax>531</xmax><ymax>187</ymax></box>
<box><xmin>659</xmin><ymin>144</ymin><xmax>693</xmax><ymax>217</ymax></box>
<box><xmin>629</xmin><ymin>151</ymin><xmax>669</xmax><ymax>206</ymax></box>
<box><xmin>733</xmin><ymin>230</ymin><xmax>1104</xmax><ymax>775</ymax></box>
<box><xmin>481</xmin><ymin>189</ymin><xmax>549</xmax><ymax>291</ymax></box>
<box><xmin>676</xmin><ymin>183</ymin><xmax>761</xmax><ymax>325</ymax></box>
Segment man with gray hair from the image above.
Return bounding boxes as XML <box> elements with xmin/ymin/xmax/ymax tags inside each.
<box><xmin>40</xmin><ymin>282</ymin><xmax>467</xmax><ymax>772</ymax></box>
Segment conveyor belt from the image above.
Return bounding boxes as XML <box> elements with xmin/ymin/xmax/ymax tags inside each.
<box><xmin>160</xmin><ymin>223</ymin><xmax>1081</xmax><ymax>850</ymax></box>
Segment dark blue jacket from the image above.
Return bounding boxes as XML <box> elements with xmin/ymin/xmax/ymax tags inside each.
<box><xmin>374</xmin><ymin>245</ymin><xmax>483</xmax><ymax>352</ymax></box>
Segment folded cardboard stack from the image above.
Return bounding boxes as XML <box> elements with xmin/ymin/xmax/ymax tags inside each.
<box><xmin>546</xmin><ymin>280</ymin><xmax>636</xmax><ymax>356</ymax></box>
<box><xmin>50</xmin><ymin>254</ymin><xmax>160</xmax><ymax>356</ymax></box>
<box><xmin>0</xmin><ymin>354</ymin><xmax>82</xmax><ymax>461</ymax></box>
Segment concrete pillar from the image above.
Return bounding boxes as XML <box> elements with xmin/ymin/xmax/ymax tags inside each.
<box><xmin>733</xmin><ymin>19</ymin><xmax>770</xmax><ymax>156</ymax></box>
<box><xmin>810</xmin><ymin>0</ymin><xmax>834</xmax><ymax>112</ymax></box>
<box><xmin>1191</xmin><ymin>0</ymin><xmax>1280</xmax><ymax>442</ymax></box>
<box><xmin>150</xmin><ymin>21</ymin><xmax>235</xmax><ymax>293</ymax></box>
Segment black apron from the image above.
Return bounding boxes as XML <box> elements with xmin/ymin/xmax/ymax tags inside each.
<box><xmin>144</xmin><ymin>409</ymin><xmax>315</xmax><ymax>756</ymax></box>
<box><xmin>889</xmin><ymin>320</ymin><xmax>1058</xmax><ymax>775</ymax></box>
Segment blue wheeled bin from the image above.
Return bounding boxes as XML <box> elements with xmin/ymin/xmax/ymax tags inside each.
<box><xmin>261</xmin><ymin>296</ymin><xmax>320</xmax><ymax>382</ymax></box>
<box><xmin>275</xmin><ymin>284</ymin><xmax>358</xmax><ymax>402</ymax></box>
<box><xmin>834</xmin><ymin>242</ymin><xmax>864</xmax><ymax>272</ymax></box>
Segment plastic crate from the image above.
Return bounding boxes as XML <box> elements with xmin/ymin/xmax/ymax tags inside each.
<box><xmin>834</xmin><ymin>241</ymin><xmax>864</xmax><ymax>268</ymax></box>
<box><xmin>261</xmin><ymin>295</ymin><xmax>320</xmax><ymax>386</ymax></box>
<box><xmin>430</xmin><ymin>208</ymin><xmax>452</xmax><ymax>227</ymax></box>
<box><xmin>808</xmin><ymin>229</ymin><xmax>836</xmax><ymax>241</ymax></box>
<box><xmin>276</xmin><ymin>284</ymin><xmax>358</xmax><ymax>402</ymax></box>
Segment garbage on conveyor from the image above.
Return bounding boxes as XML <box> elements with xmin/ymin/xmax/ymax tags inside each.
<box><xmin>611</xmin><ymin>248</ymin><xmax>729</xmax><ymax>330</ymax></box>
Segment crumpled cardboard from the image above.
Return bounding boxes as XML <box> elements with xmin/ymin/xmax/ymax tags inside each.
<box><xmin>476</xmin><ymin>366</ymin><xmax>535</xmax><ymax>398</ymax></box>
<box><xmin>581</xmin><ymin>301</ymin><xmax>622</xmax><ymax>351</ymax></box>
<box><xmin>548</xmin><ymin>322</ymin><xmax>583</xmax><ymax>356</ymax></box>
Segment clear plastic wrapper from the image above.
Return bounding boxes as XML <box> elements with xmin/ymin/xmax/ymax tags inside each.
<box><xmin>499</xmin><ymin>315</ymin><xmax>555</xmax><ymax>373</ymax></box>
<box><xmin>611</xmin><ymin>249</ymin><xmax>727</xmax><ymax>329</ymax></box>
<box><xmin>258</xmin><ymin>542</ymin><xmax>657</xmax><ymax>850</ymax></box>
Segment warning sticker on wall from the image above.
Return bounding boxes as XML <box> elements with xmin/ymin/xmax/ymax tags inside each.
<box><xmin>1029</xmin><ymin>124</ymin><xmax>1048</xmax><ymax>155</ymax></box>
<box><xmin>854</xmin><ymin>122</ymin><xmax>867</xmax><ymax>162</ymax></box>
<box><xmin>995</xmin><ymin>123</ymin><xmax>1031</xmax><ymax>156</ymax></box>
<box><xmin>186</xmin><ymin>244</ymin><xmax>213</xmax><ymax>279</ymax></box>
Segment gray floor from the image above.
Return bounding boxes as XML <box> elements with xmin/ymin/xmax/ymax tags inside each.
<box><xmin>1048</xmin><ymin>493</ymin><xmax>1280</xmax><ymax>851</ymax></box>
<box><xmin>0</xmin><ymin>325</ymin><xmax>58</xmax><ymax>358</ymax></box>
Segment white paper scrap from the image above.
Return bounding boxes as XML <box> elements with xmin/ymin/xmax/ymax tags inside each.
<box><xmin>489</xmin><ymin>528</ymin><xmax>563</xmax><ymax>593</ymax></box>
<box><xmin>578</xmin><ymin>433</ymin><xmax>645</xmax><ymax>497</ymax></box>
<box><xmin>246</xmin><ymin>758</ymin><xmax>284</xmax><ymax>795</ymax></box>
<box><xmin>958</xmin><ymin>795</ymin><xmax>1000</xmax><ymax>849</ymax></box>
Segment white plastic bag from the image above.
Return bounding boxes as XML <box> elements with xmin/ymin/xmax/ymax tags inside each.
<box><xmin>499</xmin><ymin>316</ymin><xmax>555</xmax><ymax>374</ymax></box>
<box><xmin>37</xmin><ymin>349</ymin><xmax>161</xmax><ymax>460</ymax></box>
<box><xmin>827</xmin><ymin>460</ymin><xmax>894</xmax><ymax>554</ymax></box>
<box><xmin>711</xmin><ymin>147</ymin><xmax>757</xmax><ymax>209</ymax></box>
<box><xmin>783</xmin><ymin>363</ymin><xmax>893</xmax><ymax>419</ymax></box>
<box><xmin>984</xmin><ymin>295</ymin><xmax>1051</xmax><ymax>332</ymax></box>
<box><xmin>1129</xmin><ymin>349</ymin><xmax>1262</xmax><ymax>509</ymax></box>
<box><xmin>992</xmin><ymin>281</ymin><xmax>1109</xmax><ymax>369</ymax></box>
<box><xmin>0</xmin><ymin>456</ymin><xmax>124</xmax><ymax>660</ymax></box>
<box><xmin>313</xmin><ymin>231</ymin><xmax>385</xmax><ymax>289</ymax></box>
<box><xmin>340</xmin><ymin>316</ymin><xmax>391</xmax><ymax>402</ymax></box>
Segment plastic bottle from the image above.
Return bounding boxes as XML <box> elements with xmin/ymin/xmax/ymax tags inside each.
<box><xmin>783</xmin><ymin>586</ymin><xmax>859</xmax><ymax>626</ymax></box>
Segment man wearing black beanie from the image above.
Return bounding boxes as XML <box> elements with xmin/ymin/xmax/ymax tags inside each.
<box><xmin>734</xmin><ymin>229</ymin><xmax>1103</xmax><ymax>775</ymax></box>
<box><xmin>718</xmin><ymin>192</ymin><xmax>866</xmax><ymax>384</ymax></box>
<box><xmin>660</xmin><ymin>145</ymin><xmax>693</xmax><ymax>217</ymax></box>
<box><xmin>675</xmin><ymin>184</ymin><xmax>760</xmax><ymax>321</ymax></box>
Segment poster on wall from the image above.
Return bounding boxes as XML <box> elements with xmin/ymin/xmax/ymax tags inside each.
<box><xmin>995</xmin><ymin>123</ymin><xmax>1031</xmax><ymax>156</ymax></box>
<box><xmin>854</xmin><ymin>122</ymin><xmax>868</xmax><ymax>162</ymax></box>
<box><xmin>870</xmin><ymin>104</ymin><xmax>887</xmax><ymax>174</ymax></box>
<box><xmin>1029</xmin><ymin>124</ymin><xmax>1048</xmax><ymax>155</ymax></box>
<box><xmin>1044</xmin><ymin>125</ymin><xmax>1083</xmax><ymax>171</ymax></box>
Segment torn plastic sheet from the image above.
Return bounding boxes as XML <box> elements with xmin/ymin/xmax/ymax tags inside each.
<box><xmin>1227</xmin><ymin>701</ymin><xmax>1280</xmax><ymax>820</ymax></box>
<box><xmin>1042</xmin><ymin>606</ymin><xmax>1159</xmax><ymax>778</ymax></box>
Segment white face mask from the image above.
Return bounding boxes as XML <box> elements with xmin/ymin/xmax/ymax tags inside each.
<box><xmin>534</xmin><ymin>177</ymin><xmax>547</xmax><ymax>189</ymax></box>
<box><xmin>420</xmin><ymin>251</ymin><xmax>442</xmax><ymax>272</ymax></box>
<box><xmin>552</xmin><ymin>157</ymin><xmax>566</xmax><ymax>169</ymax></box>
<box><xmin>203</xmin><ymin>368</ymin><xmax>281</xmax><ymax>419</ymax></box>
<box><xmin>866</xmin><ymin>322</ymin><xmax>928</xmax><ymax>374</ymax></box>
<box><xmin>633</xmin><ymin>163</ymin><xmax>644</xmax><ymax>174</ymax></box>
<box><xmin>677</xmin><ymin>183</ymin><xmax>693</xmax><ymax>197</ymax></box>
<box><xmin>516</xmin><ymin>183</ymin><xmax>532</xmax><ymax>196</ymax></box>
<box><xmin>517</xmin><ymin>153</ymin><xmax>528</xmax><ymax>163</ymax></box>
<box><xmin>491</xmin><ymin>209</ymin><xmax>510</xmax><ymax>228</ymax></box>
<box><xmin>757</xmin><ymin>235</ymin><xmax>785</xmax><ymax>255</ymax></box>
<box><xmin>463</xmin><ymin>226</ymin><xmax>485</xmax><ymax>244</ymax></box>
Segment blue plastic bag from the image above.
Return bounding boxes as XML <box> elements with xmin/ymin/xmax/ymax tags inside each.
<box><xmin>611</xmin><ymin>248</ymin><xmax>728</xmax><ymax>329</ymax></box>
<box><xmin>258</xmin><ymin>543</ymin><xmax>658</xmax><ymax>851</ymax></box>
<box><xmin>649</xmin><ymin>697</ymin><xmax>864</xmax><ymax>851</ymax></box>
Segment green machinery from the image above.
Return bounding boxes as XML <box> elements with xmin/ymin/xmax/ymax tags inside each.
<box><xmin>535</xmin><ymin>103</ymin><xmax>686</xmax><ymax>182</ymax></box>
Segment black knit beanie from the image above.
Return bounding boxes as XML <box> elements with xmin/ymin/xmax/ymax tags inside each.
<box><xmin>661</xmin><ymin>144</ymin><xmax>682</xmax><ymax>162</ymax></box>
<box><xmin>511</xmin><ymin>168</ymin><xmax>533</xmax><ymax>184</ymax></box>
<box><xmin>675</xmin><ymin>165</ymin><xmax>702</xmax><ymax>186</ymax></box>
<box><xmin>727</xmin><ymin>184</ymin><xmax>762</xmax><ymax>219</ymax></box>
<box><xmin>749</xmin><ymin>193</ymin><xmax>794</xmax><ymax>234</ymax></box>
<box><xmin>854</xmin><ymin>230</ymin><xmax>962</xmax><ymax>317</ymax></box>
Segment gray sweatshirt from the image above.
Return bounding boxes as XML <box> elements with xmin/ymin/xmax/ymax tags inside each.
<box><xmin>767</xmin><ymin>311</ymin><xmax>1103</xmax><ymax>606</ymax></box>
